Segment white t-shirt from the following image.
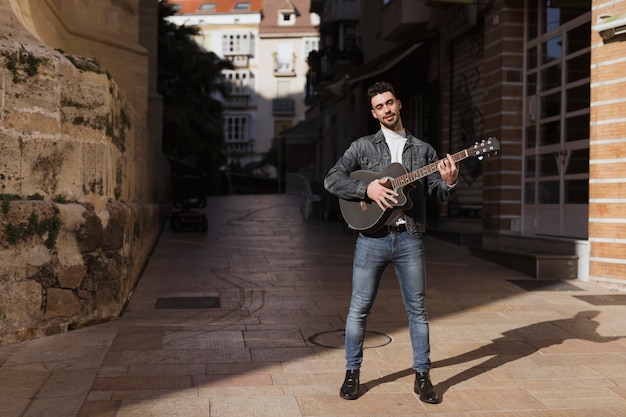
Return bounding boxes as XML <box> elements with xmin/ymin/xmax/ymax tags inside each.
<box><xmin>382</xmin><ymin>127</ymin><xmax>407</xmax><ymax>226</ymax></box>
<box><xmin>382</xmin><ymin>127</ymin><xmax>407</xmax><ymax>164</ymax></box>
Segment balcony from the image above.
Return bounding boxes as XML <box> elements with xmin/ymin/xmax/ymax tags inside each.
<box><xmin>226</xmin><ymin>140</ymin><xmax>255</xmax><ymax>155</ymax></box>
<box><xmin>224</xmin><ymin>95</ymin><xmax>250</xmax><ymax>108</ymax></box>
<box><xmin>222</xmin><ymin>33</ymin><xmax>254</xmax><ymax>57</ymax></box>
<box><xmin>314</xmin><ymin>0</ymin><xmax>360</xmax><ymax>22</ymax></box>
<box><xmin>274</xmin><ymin>58</ymin><xmax>296</xmax><ymax>76</ymax></box>
<box><xmin>223</xmin><ymin>70</ymin><xmax>253</xmax><ymax>108</ymax></box>
<box><xmin>381</xmin><ymin>0</ymin><xmax>432</xmax><ymax>42</ymax></box>
<box><xmin>272</xmin><ymin>98</ymin><xmax>295</xmax><ymax>115</ymax></box>
<box><xmin>227</xmin><ymin>55</ymin><xmax>250</xmax><ymax>68</ymax></box>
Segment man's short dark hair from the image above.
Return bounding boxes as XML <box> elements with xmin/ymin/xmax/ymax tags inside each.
<box><xmin>367</xmin><ymin>81</ymin><xmax>397</xmax><ymax>100</ymax></box>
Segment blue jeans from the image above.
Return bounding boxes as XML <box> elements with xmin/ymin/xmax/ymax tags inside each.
<box><xmin>345</xmin><ymin>231</ymin><xmax>431</xmax><ymax>373</ymax></box>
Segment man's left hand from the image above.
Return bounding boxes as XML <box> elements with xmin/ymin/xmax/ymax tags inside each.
<box><xmin>437</xmin><ymin>153</ymin><xmax>459</xmax><ymax>186</ymax></box>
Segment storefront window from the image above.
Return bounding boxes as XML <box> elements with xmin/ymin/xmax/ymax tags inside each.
<box><xmin>524</xmin><ymin>0</ymin><xmax>590</xmax><ymax>236</ymax></box>
<box><xmin>542</xmin><ymin>0</ymin><xmax>587</xmax><ymax>34</ymax></box>
<box><xmin>542</xmin><ymin>35</ymin><xmax>562</xmax><ymax>63</ymax></box>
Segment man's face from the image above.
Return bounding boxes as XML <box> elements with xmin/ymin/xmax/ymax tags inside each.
<box><xmin>370</xmin><ymin>91</ymin><xmax>402</xmax><ymax>130</ymax></box>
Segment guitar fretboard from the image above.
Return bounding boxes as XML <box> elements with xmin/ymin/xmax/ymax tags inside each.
<box><xmin>391</xmin><ymin>149</ymin><xmax>469</xmax><ymax>189</ymax></box>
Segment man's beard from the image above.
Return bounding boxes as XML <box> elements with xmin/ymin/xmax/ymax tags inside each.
<box><xmin>381</xmin><ymin>113</ymin><xmax>399</xmax><ymax>130</ymax></box>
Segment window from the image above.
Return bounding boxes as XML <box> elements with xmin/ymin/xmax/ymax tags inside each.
<box><xmin>523</xmin><ymin>0</ymin><xmax>591</xmax><ymax>238</ymax></box>
<box><xmin>310</xmin><ymin>13</ymin><xmax>320</xmax><ymax>26</ymax></box>
<box><xmin>278</xmin><ymin>10</ymin><xmax>295</xmax><ymax>26</ymax></box>
<box><xmin>275</xmin><ymin>42</ymin><xmax>294</xmax><ymax>74</ymax></box>
<box><xmin>234</xmin><ymin>2</ymin><xmax>250</xmax><ymax>10</ymax></box>
<box><xmin>199</xmin><ymin>2</ymin><xmax>215</xmax><ymax>11</ymax></box>
<box><xmin>342</xmin><ymin>23</ymin><xmax>358</xmax><ymax>51</ymax></box>
<box><xmin>223</xmin><ymin>70</ymin><xmax>254</xmax><ymax>95</ymax></box>
<box><xmin>277</xmin><ymin>80</ymin><xmax>291</xmax><ymax>97</ymax></box>
<box><xmin>222</xmin><ymin>33</ymin><xmax>254</xmax><ymax>56</ymax></box>
<box><xmin>224</xmin><ymin>115</ymin><xmax>250</xmax><ymax>143</ymax></box>
<box><xmin>304</xmin><ymin>38</ymin><xmax>320</xmax><ymax>58</ymax></box>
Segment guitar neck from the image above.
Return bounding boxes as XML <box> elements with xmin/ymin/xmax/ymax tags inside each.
<box><xmin>391</xmin><ymin>149</ymin><xmax>469</xmax><ymax>189</ymax></box>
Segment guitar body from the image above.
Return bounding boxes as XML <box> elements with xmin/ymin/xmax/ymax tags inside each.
<box><xmin>339</xmin><ymin>163</ymin><xmax>415</xmax><ymax>232</ymax></box>
<box><xmin>336</xmin><ymin>137</ymin><xmax>500</xmax><ymax>233</ymax></box>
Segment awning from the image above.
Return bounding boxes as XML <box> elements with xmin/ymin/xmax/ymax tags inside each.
<box><xmin>322</xmin><ymin>40</ymin><xmax>424</xmax><ymax>97</ymax></box>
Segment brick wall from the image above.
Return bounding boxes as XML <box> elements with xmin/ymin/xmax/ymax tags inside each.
<box><xmin>482</xmin><ymin>0</ymin><xmax>525</xmax><ymax>235</ymax></box>
<box><xmin>589</xmin><ymin>1</ymin><xmax>626</xmax><ymax>285</ymax></box>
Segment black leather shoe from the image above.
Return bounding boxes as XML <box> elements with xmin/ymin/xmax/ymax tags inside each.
<box><xmin>414</xmin><ymin>371</ymin><xmax>440</xmax><ymax>404</ymax></box>
<box><xmin>340</xmin><ymin>370</ymin><xmax>360</xmax><ymax>400</ymax></box>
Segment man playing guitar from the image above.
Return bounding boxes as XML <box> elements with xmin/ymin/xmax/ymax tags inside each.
<box><xmin>324</xmin><ymin>81</ymin><xmax>459</xmax><ymax>405</ymax></box>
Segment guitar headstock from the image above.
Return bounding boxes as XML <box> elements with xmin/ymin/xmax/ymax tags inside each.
<box><xmin>468</xmin><ymin>137</ymin><xmax>500</xmax><ymax>160</ymax></box>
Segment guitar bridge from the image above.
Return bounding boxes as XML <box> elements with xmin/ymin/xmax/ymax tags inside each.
<box><xmin>360</xmin><ymin>201</ymin><xmax>367</xmax><ymax>211</ymax></box>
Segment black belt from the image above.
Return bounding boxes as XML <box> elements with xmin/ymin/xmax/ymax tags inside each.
<box><xmin>362</xmin><ymin>224</ymin><xmax>407</xmax><ymax>238</ymax></box>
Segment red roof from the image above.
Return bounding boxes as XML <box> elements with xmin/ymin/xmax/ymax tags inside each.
<box><xmin>260</xmin><ymin>0</ymin><xmax>318</xmax><ymax>33</ymax></box>
<box><xmin>167</xmin><ymin>0</ymin><xmax>264</xmax><ymax>14</ymax></box>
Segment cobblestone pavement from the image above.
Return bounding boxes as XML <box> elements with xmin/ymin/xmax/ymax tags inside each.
<box><xmin>1</xmin><ymin>194</ymin><xmax>626</xmax><ymax>417</ymax></box>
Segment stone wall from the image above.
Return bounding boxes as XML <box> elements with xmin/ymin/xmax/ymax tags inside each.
<box><xmin>0</xmin><ymin>200</ymin><xmax>163</xmax><ymax>344</ymax></box>
<box><xmin>0</xmin><ymin>0</ymin><xmax>170</xmax><ymax>345</ymax></box>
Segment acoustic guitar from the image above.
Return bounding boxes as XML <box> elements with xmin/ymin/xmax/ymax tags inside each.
<box><xmin>339</xmin><ymin>137</ymin><xmax>500</xmax><ymax>232</ymax></box>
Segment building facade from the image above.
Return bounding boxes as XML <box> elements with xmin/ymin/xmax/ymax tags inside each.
<box><xmin>167</xmin><ymin>0</ymin><xmax>319</xmax><ymax>175</ymax></box>
<box><xmin>300</xmin><ymin>0</ymin><xmax>626</xmax><ymax>288</ymax></box>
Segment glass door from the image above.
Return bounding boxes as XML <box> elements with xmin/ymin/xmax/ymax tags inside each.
<box><xmin>523</xmin><ymin>0</ymin><xmax>591</xmax><ymax>239</ymax></box>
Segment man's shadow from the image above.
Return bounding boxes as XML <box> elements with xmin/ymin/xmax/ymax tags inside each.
<box><xmin>364</xmin><ymin>311</ymin><xmax>623</xmax><ymax>397</ymax></box>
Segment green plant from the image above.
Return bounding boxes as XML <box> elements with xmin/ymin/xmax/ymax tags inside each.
<box><xmin>52</xmin><ymin>195</ymin><xmax>70</xmax><ymax>204</ymax></box>
<box><xmin>65</xmin><ymin>54</ymin><xmax>106</xmax><ymax>75</ymax></box>
<box><xmin>4</xmin><ymin>51</ymin><xmax>47</xmax><ymax>83</ymax></box>
<box><xmin>0</xmin><ymin>194</ymin><xmax>21</xmax><ymax>214</ymax></box>
<box><xmin>5</xmin><ymin>207</ymin><xmax>61</xmax><ymax>249</ymax></box>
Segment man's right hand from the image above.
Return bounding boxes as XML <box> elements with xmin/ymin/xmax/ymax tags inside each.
<box><xmin>366</xmin><ymin>179</ymin><xmax>398</xmax><ymax>211</ymax></box>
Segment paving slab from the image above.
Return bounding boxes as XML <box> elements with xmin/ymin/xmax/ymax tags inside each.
<box><xmin>1</xmin><ymin>194</ymin><xmax>625</xmax><ymax>417</ymax></box>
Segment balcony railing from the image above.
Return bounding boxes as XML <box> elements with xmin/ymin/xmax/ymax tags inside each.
<box><xmin>224</xmin><ymin>96</ymin><xmax>250</xmax><ymax>108</ymax></box>
<box><xmin>272</xmin><ymin>98</ymin><xmax>295</xmax><ymax>115</ymax></box>
<box><xmin>274</xmin><ymin>58</ymin><xmax>296</xmax><ymax>76</ymax></box>
<box><xmin>227</xmin><ymin>55</ymin><xmax>250</xmax><ymax>68</ymax></box>
<box><xmin>226</xmin><ymin>140</ymin><xmax>255</xmax><ymax>155</ymax></box>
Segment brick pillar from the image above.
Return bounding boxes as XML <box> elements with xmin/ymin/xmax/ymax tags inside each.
<box><xmin>482</xmin><ymin>0</ymin><xmax>525</xmax><ymax>236</ymax></box>
<box><xmin>589</xmin><ymin>1</ymin><xmax>626</xmax><ymax>286</ymax></box>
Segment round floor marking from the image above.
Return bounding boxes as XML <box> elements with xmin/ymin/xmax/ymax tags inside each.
<box><xmin>308</xmin><ymin>329</ymin><xmax>392</xmax><ymax>349</ymax></box>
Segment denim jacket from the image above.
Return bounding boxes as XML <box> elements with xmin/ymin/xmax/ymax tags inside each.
<box><xmin>324</xmin><ymin>130</ymin><xmax>456</xmax><ymax>234</ymax></box>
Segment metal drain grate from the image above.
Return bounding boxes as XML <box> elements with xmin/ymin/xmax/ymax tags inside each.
<box><xmin>155</xmin><ymin>296</ymin><xmax>220</xmax><ymax>309</ymax></box>
<box><xmin>508</xmin><ymin>280</ymin><xmax>583</xmax><ymax>292</ymax></box>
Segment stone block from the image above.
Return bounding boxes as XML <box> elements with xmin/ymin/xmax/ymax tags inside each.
<box><xmin>102</xmin><ymin>203</ymin><xmax>127</xmax><ymax>251</ymax></box>
<box><xmin>20</xmin><ymin>138</ymin><xmax>80</xmax><ymax>198</ymax></box>
<box><xmin>45</xmin><ymin>288</ymin><xmax>81</xmax><ymax>319</ymax></box>
<box><xmin>58</xmin><ymin>265</ymin><xmax>87</xmax><ymax>289</ymax></box>
<box><xmin>0</xmin><ymin>279</ymin><xmax>42</xmax><ymax>323</ymax></box>
<box><xmin>56</xmin><ymin>204</ymin><xmax>86</xmax><ymax>267</ymax></box>
<box><xmin>76</xmin><ymin>209</ymin><xmax>104</xmax><ymax>252</ymax></box>
<box><xmin>0</xmin><ymin>132</ymin><xmax>24</xmax><ymax>190</ymax></box>
<box><xmin>81</xmin><ymin>142</ymin><xmax>114</xmax><ymax>198</ymax></box>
